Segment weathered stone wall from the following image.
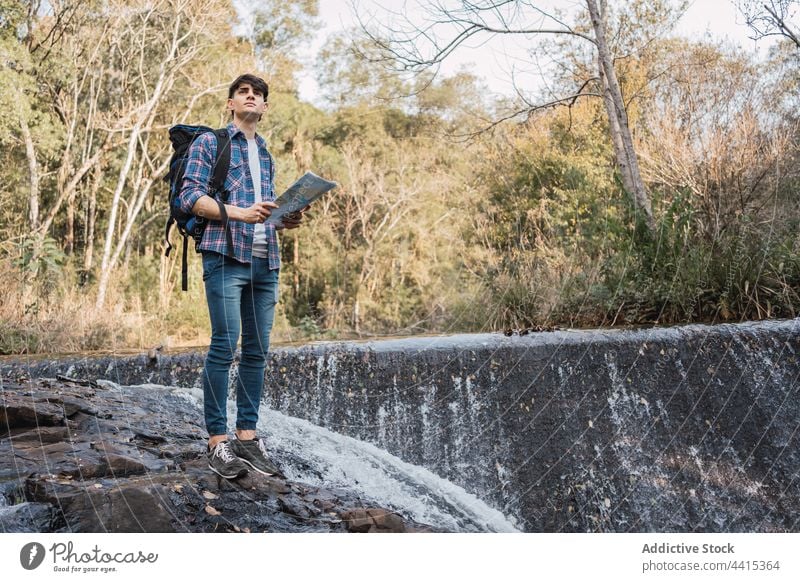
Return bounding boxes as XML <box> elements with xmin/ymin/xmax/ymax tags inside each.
<box><xmin>3</xmin><ymin>319</ymin><xmax>799</xmax><ymax>532</ymax></box>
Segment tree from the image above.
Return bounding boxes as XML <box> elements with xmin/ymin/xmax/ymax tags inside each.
<box><xmin>84</xmin><ymin>0</ymin><xmax>240</xmax><ymax>307</ymax></box>
<box><xmin>737</xmin><ymin>0</ymin><xmax>800</xmax><ymax>49</ymax></box>
<box><xmin>636</xmin><ymin>40</ymin><xmax>796</xmax><ymax>242</ymax></box>
<box><xmin>1</xmin><ymin>0</ymin><xmax>71</xmax><ymax>271</ymax></box>
<box><xmin>5</xmin><ymin>0</ymin><xmax>256</xmax><ymax>306</ymax></box>
<box><xmin>238</xmin><ymin>0</ymin><xmax>319</xmax><ymax>91</ymax></box>
<box><xmin>315</xmin><ymin>33</ymin><xmax>409</xmax><ymax>108</ymax></box>
<box><xmin>358</xmin><ymin>0</ymin><xmax>696</xmax><ymax>235</ymax></box>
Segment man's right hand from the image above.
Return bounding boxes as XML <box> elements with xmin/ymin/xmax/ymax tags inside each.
<box><xmin>192</xmin><ymin>197</ymin><xmax>278</xmax><ymax>224</ymax></box>
<box><xmin>238</xmin><ymin>201</ymin><xmax>278</xmax><ymax>224</ymax></box>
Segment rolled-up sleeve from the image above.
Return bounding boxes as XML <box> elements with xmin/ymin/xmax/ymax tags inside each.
<box><xmin>177</xmin><ymin>133</ymin><xmax>215</xmax><ymax>215</ymax></box>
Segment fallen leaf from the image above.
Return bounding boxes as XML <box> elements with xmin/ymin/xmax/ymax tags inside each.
<box><xmin>205</xmin><ymin>505</ymin><xmax>221</xmax><ymax>516</ymax></box>
<box><xmin>202</xmin><ymin>491</ymin><xmax>218</xmax><ymax>500</ymax></box>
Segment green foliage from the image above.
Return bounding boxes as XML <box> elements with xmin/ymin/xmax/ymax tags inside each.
<box><xmin>591</xmin><ymin>200</ymin><xmax>800</xmax><ymax>325</ymax></box>
<box><xmin>474</xmin><ymin>96</ymin><xmax>800</xmax><ymax>329</ymax></box>
<box><xmin>0</xmin><ymin>31</ymin><xmax>32</xmax><ymax>143</ymax></box>
<box><xmin>14</xmin><ymin>236</ymin><xmax>66</xmax><ymax>279</ymax></box>
<box><xmin>247</xmin><ymin>0</ymin><xmax>319</xmax><ymax>90</ymax></box>
<box><xmin>0</xmin><ymin>321</ymin><xmax>46</xmax><ymax>355</ymax></box>
<box><xmin>316</xmin><ymin>33</ymin><xmax>409</xmax><ymax>109</ymax></box>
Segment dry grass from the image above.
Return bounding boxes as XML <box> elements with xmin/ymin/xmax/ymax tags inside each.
<box><xmin>0</xmin><ymin>259</ymin><xmax>157</xmax><ymax>355</ymax></box>
<box><xmin>0</xmin><ymin>257</ymin><xmax>311</xmax><ymax>355</ymax></box>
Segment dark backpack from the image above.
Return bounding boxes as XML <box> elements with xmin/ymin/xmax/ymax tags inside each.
<box><xmin>163</xmin><ymin>125</ymin><xmax>235</xmax><ymax>291</ymax></box>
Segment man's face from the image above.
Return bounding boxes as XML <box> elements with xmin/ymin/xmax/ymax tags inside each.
<box><xmin>227</xmin><ymin>83</ymin><xmax>267</xmax><ymax>122</ymax></box>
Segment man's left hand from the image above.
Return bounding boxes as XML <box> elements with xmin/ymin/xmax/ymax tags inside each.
<box><xmin>278</xmin><ymin>204</ymin><xmax>311</xmax><ymax>230</ymax></box>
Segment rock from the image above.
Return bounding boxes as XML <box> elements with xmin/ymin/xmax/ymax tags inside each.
<box><xmin>0</xmin><ymin>391</ymin><xmax>65</xmax><ymax>429</ymax></box>
<box><xmin>102</xmin><ymin>483</ymin><xmax>177</xmax><ymax>533</ymax></box>
<box><xmin>340</xmin><ymin>509</ymin><xmax>374</xmax><ymax>532</ymax></box>
<box><xmin>8</xmin><ymin>426</ymin><xmax>70</xmax><ymax>445</ymax></box>
<box><xmin>0</xmin><ymin>502</ymin><xmax>55</xmax><ymax>532</ymax></box>
<box><xmin>25</xmin><ymin>473</ymin><xmax>178</xmax><ymax>532</ymax></box>
<box><xmin>313</xmin><ymin>497</ymin><xmax>336</xmax><ymax>512</ymax></box>
<box><xmin>0</xmin><ymin>378</ymin><xmax>428</xmax><ymax>534</ymax></box>
<box><xmin>367</xmin><ymin>508</ymin><xmax>407</xmax><ymax>533</ymax></box>
<box><xmin>340</xmin><ymin>508</ymin><xmax>408</xmax><ymax>533</ymax></box>
<box><xmin>277</xmin><ymin>496</ymin><xmax>315</xmax><ymax>519</ymax></box>
<box><xmin>130</xmin><ymin>428</ymin><xmax>167</xmax><ymax>444</ymax></box>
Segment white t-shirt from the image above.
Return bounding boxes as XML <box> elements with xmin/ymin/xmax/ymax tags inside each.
<box><xmin>248</xmin><ymin>138</ymin><xmax>268</xmax><ymax>258</ymax></box>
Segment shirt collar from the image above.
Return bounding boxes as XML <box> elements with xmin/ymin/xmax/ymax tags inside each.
<box><xmin>227</xmin><ymin>123</ymin><xmax>267</xmax><ymax>149</ymax></box>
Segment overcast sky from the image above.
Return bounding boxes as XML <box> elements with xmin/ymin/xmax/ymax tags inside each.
<box><xmin>296</xmin><ymin>0</ymin><xmax>774</xmax><ymax>105</ymax></box>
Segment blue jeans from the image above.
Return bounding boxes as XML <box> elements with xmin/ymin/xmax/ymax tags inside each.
<box><xmin>201</xmin><ymin>251</ymin><xmax>279</xmax><ymax>436</ymax></box>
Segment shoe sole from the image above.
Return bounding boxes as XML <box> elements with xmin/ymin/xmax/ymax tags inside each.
<box><xmin>208</xmin><ymin>463</ymin><xmax>248</xmax><ymax>479</ymax></box>
<box><xmin>239</xmin><ymin>457</ymin><xmax>276</xmax><ymax>477</ymax></box>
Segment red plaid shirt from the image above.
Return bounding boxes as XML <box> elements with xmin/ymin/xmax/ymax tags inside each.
<box><xmin>178</xmin><ymin>123</ymin><xmax>280</xmax><ymax>269</ymax></box>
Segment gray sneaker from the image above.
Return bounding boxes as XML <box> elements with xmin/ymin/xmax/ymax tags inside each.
<box><xmin>230</xmin><ymin>437</ymin><xmax>281</xmax><ymax>476</ymax></box>
<box><xmin>207</xmin><ymin>441</ymin><xmax>249</xmax><ymax>479</ymax></box>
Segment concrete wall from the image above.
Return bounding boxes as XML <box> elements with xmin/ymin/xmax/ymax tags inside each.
<box><xmin>3</xmin><ymin>319</ymin><xmax>799</xmax><ymax>532</ymax></box>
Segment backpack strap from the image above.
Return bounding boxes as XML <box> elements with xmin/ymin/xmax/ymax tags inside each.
<box><xmin>211</xmin><ymin>128</ymin><xmax>231</xmax><ymax>198</ymax></box>
<box><xmin>267</xmin><ymin>150</ymin><xmax>275</xmax><ymax>198</ymax></box>
<box><xmin>181</xmin><ymin>234</ymin><xmax>189</xmax><ymax>292</ymax></box>
<box><xmin>164</xmin><ymin>215</ymin><xmax>175</xmax><ymax>258</ymax></box>
<box><xmin>212</xmin><ymin>128</ymin><xmax>235</xmax><ymax>259</ymax></box>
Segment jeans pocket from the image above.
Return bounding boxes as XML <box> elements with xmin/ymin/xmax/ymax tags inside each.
<box><xmin>202</xmin><ymin>252</ymin><xmax>224</xmax><ymax>281</ymax></box>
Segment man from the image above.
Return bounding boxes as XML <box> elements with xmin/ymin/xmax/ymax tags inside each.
<box><xmin>178</xmin><ymin>73</ymin><xmax>306</xmax><ymax>479</ymax></box>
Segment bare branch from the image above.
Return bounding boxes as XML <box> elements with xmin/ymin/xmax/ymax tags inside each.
<box><xmin>356</xmin><ymin>1</ymin><xmax>596</xmax><ymax>75</ymax></box>
<box><xmin>451</xmin><ymin>89</ymin><xmax>603</xmax><ymax>141</ymax></box>
<box><xmin>736</xmin><ymin>0</ymin><xmax>800</xmax><ymax>48</ymax></box>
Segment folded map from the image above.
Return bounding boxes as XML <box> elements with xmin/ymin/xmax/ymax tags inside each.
<box><xmin>266</xmin><ymin>171</ymin><xmax>337</xmax><ymax>227</ymax></box>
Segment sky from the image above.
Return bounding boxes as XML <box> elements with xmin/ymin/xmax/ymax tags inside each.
<box><xmin>295</xmin><ymin>0</ymin><xmax>774</xmax><ymax>106</ymax></box>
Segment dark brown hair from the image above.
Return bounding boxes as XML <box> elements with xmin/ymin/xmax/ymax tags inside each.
<box><xmin>228</xmin><ymin>74</ymin><xmax>269</xmax><ymax>101</ymax></box>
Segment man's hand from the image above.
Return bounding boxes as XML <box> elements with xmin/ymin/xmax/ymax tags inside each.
<box><xmin>239</xmin><ymin>201</ymin><xmax>278</xmax><ymax>224</ymax></box>
<box><xmin>191</xmin><ymin>197</ymin><xmax>278</xmax><ymax>224</ymax></box>
<box><xmin>278</xmin><ymin>204</ymin><xmax>311</xmax><ymax>230</ymax></box>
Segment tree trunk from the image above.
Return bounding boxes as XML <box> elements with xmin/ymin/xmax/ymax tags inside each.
<box><xmin>599</xmin><ymin>58</ymin><xmax>635</xmax><ymax>195</ymax></box>
<box><xmin>159</xmin><ymin>249</ymin><xmax>176</xmax><ymax>312</ymax></box>
<box><xmin>19</xmin><ymin>113</ymin><xmax>40</xmax><ymax>231</ymax></box>
<box><xmin>586</xmin><ymin>0</ymin><xmax>655</xmax><ymax>234</ymax></box>
<box><xmin>39</xmin><ymin>137</ymin><xmax>112</xmax><ymax>237</ymax></box>
<box><xmin>103</xmin><ymin>150</ymin><xmax>169</xmax><ymax>289</ymax></box>
<box><xmin>96</xmin><ymin>122</ymin><xmax>142</xmax><ymax>307</ymax></box>
<box><xmin>293</xmin><ymin>232</ymin><xmax>300</xmax><ymax>295</ymax></box>
<box><xmin>65</xmin><ymin>190</ymin><xmax>76</xmax><ymax>255</ymax></box>
<box><xmin>353</xmin><ymin>297</ymin><xmax>361</xmax><ymax>336</ymax></box>
<box><xmin>83</xmin><ymin>165</ymin><xmax>100</xmax><ymax>275</ymax></box>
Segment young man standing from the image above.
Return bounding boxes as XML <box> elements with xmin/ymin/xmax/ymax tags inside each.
<box><xmin>178</xmin><ymin>74</ymin><xmax>306</xmax><ymax>479</ymax></box>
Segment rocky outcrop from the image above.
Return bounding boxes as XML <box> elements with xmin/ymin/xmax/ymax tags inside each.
<box><xmin>0</xmin><ymin>378</ymin><xmax>430</xmax><ymax>533</ymax></box>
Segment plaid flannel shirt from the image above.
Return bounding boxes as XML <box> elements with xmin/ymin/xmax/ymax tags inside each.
<box><xmin>178</xmin><ymin>123</ymin><xmax>280</xmax><ymax>269</ymax></box>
